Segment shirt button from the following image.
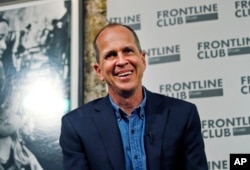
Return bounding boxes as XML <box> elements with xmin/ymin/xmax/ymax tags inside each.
<box><xmin>131</xmin><ymin>129</ymin><xmax>135</xmax><ymax>134</ymax></box>
<box><xmin>134</xmin><ymin>155</ymin><xmax>138</xmax><ymax>159</ymax></box>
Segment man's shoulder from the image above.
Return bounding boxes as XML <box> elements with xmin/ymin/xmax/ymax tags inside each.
<box><xmin>146</xmin><ymin>90</ymin><xmax>199</xmax><ymax>121</ymax></box>
<box><xmin>146</xmin><ymin>89</ymin><xmax>195</xmax><ymax>106</ymax></box>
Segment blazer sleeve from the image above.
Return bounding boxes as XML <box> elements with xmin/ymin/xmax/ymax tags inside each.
<box><xmin>184</xmin><ymin>105</ymin><xmax>208</xmax><ymax>170</ymax></box>
<box><xmin>59</xmin><ymin>115</ymin><xmax>89</xmax><ymax>170</ymax></box>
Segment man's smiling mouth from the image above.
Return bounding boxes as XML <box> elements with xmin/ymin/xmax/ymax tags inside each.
<box><xmin>117</xmin><ymin>71</ymin><xmax>133</xmax><ymax>77</ymax></box>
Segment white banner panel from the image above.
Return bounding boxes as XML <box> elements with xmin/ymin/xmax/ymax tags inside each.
<box><xmin>108</xmin><ymin>0</ymin><xmax>250</xmax><ymax>169</ymax></box>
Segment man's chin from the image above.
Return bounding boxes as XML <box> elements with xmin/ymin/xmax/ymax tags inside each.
<box><xmin>117</xmin><ymin>86</ymin><xmax>138</xmax><ymax>97</ymax></box>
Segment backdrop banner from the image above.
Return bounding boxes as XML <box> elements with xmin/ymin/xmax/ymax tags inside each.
<box><xmin>107</xmin><ymin>1</ymin><xmax>250</xmax><ymax>170</ymax></box>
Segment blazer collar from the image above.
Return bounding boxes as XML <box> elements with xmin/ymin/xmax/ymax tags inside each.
<box><xmin>144</xmin><ymin>90</ymin><xmax>170</xmax><ymax>167</ymax></box>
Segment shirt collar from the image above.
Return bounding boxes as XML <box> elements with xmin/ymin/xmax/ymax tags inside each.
<box><xmin>109</xmin><ymin>87</ymin><xmax>147</xmax><ymax>120</ymax></box>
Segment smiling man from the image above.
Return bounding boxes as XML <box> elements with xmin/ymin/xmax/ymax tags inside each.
<box><xmin>93</xmin><ymin>24</ymin><xmax>146</xmax><ymax>115</ymax></box>
<box><xmin>60</xmin><ymin>23</ymin><xmax>208</xmax><ymax>170</ymax></box>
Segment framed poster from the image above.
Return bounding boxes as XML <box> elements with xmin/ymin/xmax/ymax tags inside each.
<box><xmin>0</xmin><ymin>0</ymin><xmax>82</xmax><ymax>169</ymax></box>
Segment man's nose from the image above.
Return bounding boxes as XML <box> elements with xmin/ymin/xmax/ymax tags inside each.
<box><xmin>116</xmin><ymin>53</ymin><xmax>128</xmax><ymax>66</ymax></box>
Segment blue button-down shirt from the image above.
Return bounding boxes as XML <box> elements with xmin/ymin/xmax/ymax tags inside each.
<box><xmin>109</xmin><ymin>89</ymin><xmax>147</xmax><ymax>170</ymax></box>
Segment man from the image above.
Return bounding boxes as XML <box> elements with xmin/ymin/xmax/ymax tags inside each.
<box><xmin>0</xmin><ymin>17</ymin><xmax>8</xmax><ymax>92</ymax></box>
<box><xmin>60</xmin><ymin>23</ymin><xmax>208</xmax><ymax>170</ymax></box>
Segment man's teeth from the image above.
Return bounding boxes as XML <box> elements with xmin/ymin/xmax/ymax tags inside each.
<box><xmin>118</xmin><ymin>71</ymin><xmax>132</xmax><ymax>77</ymax></box>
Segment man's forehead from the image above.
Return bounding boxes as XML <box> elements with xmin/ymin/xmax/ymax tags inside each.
<box><xmin>97</xmin><ymin>26</ymin><xmax>134</xmax><ymax>45</ymax></box>
<box><xmin>99</xmin><ymin>25</ymin><xmax>132</xmax><ymax>38</ymax></box>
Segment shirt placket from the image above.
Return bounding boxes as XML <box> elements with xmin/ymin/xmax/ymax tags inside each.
<box><xmin>129</xmin><ymin>112</ymin><xmax>143</xmax><ymax>170</ymax></box>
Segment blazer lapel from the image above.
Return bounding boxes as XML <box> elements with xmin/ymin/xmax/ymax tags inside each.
<box><xmin>91</xmin><ymin>96</ymin><xmax>125</xmax><ymax>170</ymax></box>
<box><xmin>144</xmin><ymin>90</ymin><xmax>169</xmax><ymax>169</ymax></box>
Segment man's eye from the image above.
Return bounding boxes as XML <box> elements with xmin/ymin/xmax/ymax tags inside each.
<box><xmin>124</xmin><ymin>48</ymin><xmax>133</xmax><ymax>53</ymax></box>
<box><xmin>105</xmin><ymin>52</ymin><xmax>117</xmax><ymax>59</ymax></box>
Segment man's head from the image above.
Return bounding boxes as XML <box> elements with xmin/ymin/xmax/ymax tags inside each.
<box><xmin>93</xmin><ymin>23</ymin><xmax>146</xmax><ymax>97</ymax></box>
<box><xmin>93</xmin><ymin>23</ymin><xmax>142</xmax><ymax>63</ymax></box>
<box><xmin>0</xmin><ymin>17</ymin><xmax>9</xmax><ymax>59</ymax></box>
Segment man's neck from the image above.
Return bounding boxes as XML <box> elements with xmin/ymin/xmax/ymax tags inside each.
<box><xmin>109</xmin><ymin>87</ymin><xmax>144</xmax><ymax>115</ymax></box>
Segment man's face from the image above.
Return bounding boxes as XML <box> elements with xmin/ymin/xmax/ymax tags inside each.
<box><xmin>0</xmin><ymin>21</ymin><xmax>8</xmax><ymax>59</ymax></box>
<box><xmin>94</xmin><ymin>26</ymin><xmax>146</xmax><ymax>96</ymax></box>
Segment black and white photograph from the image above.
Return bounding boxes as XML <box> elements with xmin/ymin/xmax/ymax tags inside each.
<box><xmin>0</xmin><ymin>0</ymin><xmax>72</xmax><ymax>169</ymax></box>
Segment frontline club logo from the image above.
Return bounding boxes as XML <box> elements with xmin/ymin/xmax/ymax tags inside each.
<box><xmin>146</xmin><ymin>44</ymin><xmax>180</xmax><ymax>65</ymax></box>
<box><xmin>156</xmin><ymin>4</ymin><xmax>218</xmax><ymax>27</ymax></box>
<box><xmin>241</xmin><ymin>75</ymin><xmax>250</xmax><ymax>95</ymax></box>
<box><xmin>159</xmin><ymin>78</ymin><xmax>223</xmax><ymax>100</ymax></box>
<box><xmin>197</xmin><ymin>37</ymin><xmax>250</xmax><ymax>59</ymax></box>
<box><xmin>202</xmin><ymin>116</ymin><xmax>250</xmax><ymax>139</ymax></box>
<box><xmin>235</xmin><ymin>0</ymin><xmax>250</xmax><ymax>18</ymax></box>
<box><xmin>108</xmin><ymin>14</ymin><xmax>141</xmax><ymax>30</ymax></box>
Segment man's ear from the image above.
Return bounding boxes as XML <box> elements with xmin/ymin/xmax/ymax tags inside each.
<box><xmin>93</xmin><ymin>63</ymin><xmax>104</xmax><ymax>81</ymax></box>
<box><xmin>141</xmin><ymin>50</ymin><xmax>147</xmax><ymax>70</ymax></box>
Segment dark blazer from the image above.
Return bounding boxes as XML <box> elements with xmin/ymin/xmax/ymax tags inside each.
<box><xmin>60</xmin><ymin>89</ymin><xmax>208</xmax><ymax>170</ymax></box>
